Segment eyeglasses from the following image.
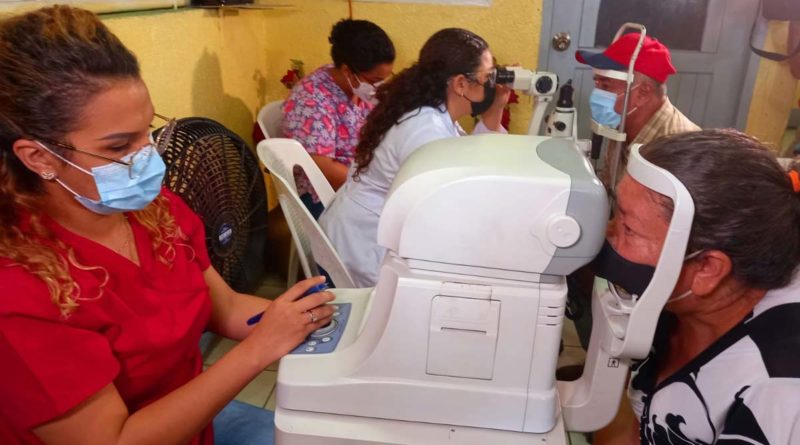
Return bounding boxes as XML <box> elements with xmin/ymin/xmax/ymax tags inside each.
<box><xmin>355</xmin><ymin>73</ymin><xmax>390</xmax><ymax>89</ymax></box>
<box><xmin>465</xmin><ymin>68</ymin><xmax>499</xmax><ymax>88</ymax></box>
<box><xmin>36</xmin><ymin>113</ymin><xmax>177</xmax><ymax>179</ymax></box>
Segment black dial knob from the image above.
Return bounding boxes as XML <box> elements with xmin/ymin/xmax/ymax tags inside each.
<box><xmin>535</xmin><ymin>76</ymin><xmax>554</xmax><ymax>94</ymax></box>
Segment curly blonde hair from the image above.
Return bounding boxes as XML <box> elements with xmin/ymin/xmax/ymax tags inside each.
<box><xmin>0</xmin><ymin>6</ymin><xmax>184</xmax><ymax>316</ymax></box>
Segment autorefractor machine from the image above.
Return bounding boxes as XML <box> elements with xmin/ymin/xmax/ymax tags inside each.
<box><xmin>274</xmin><ymin>135</ymin><xmax>693</xmax><ymax>442</ymax></box>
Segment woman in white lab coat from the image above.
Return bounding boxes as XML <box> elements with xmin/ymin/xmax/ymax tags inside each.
<box><xmin>319</xmin><ymin>28</ymin><xmax>511</xmax><ymax>287</ymax></box>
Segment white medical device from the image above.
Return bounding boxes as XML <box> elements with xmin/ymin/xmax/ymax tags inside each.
<box><xmin>496</xmin><ymin>68</ymin><xmax>585</xmax><ymax>154</ymax></box>
<box><xmin>492</xmin><ymin>66</ymin><xmax>559</xmax><ymax>137</ymax></box>
<box><xmin>545</xmin><ymin>79</ymin><xmax>578</xmax><ymax>139</ymax></box>
<box><xmin>274</xmin><ymin>138</ymin><xmax>694</xmax><ymax>444</ymax></box>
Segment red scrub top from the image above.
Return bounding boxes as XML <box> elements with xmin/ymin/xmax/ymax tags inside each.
<box><xmin>0</xmin><ymin>190</ymin><xmax>214</xmax><ymax>445</ymax></box>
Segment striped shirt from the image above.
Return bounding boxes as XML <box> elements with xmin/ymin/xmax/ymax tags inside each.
<box><xmin>629</xmin><ymin>273</ymin><xmax>800</xmax><ymax>445</ymax></box>
<box><xmin>604</xmin><ymin>98</ymin><xmax>700</xmax><ymax>185</ymax></box>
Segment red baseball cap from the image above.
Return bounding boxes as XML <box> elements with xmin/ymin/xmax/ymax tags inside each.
<box><xmin>576</xmin><ymin>33</ymin><xmax>677</xmax><ymax>84</ymax></box>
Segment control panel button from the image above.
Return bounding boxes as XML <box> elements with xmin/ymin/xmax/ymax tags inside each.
<box><xmin>310</xmin><ymin>319</ymin><xmax>338</xmax><ymax>338</ymax></box>
<box><xmin>289</xmin><ymin>302</ymin><xmax>351</xmax><ymax>355</ymax></box>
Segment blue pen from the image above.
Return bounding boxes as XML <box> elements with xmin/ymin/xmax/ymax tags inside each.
<box><xmin>246</xmin><ymin>282</ymin><xmax>329</xmax><ymax>326</ymax></box>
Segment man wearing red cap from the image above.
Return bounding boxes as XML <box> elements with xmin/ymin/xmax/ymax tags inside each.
<box><xmin>576</xmin><ymin>33</ymin><xmax>700</xmax><ymax>182</ymax></box>
<box><xmin>559</xmin><ymin>33</ymin><xmax>702</xmax><ymax>385</ymax></box>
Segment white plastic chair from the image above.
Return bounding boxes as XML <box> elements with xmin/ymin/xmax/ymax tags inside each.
<box><xmin>257</xmin><ymin>99</ymin><xmax>301</xmax><ymax>285</ymax></box>
<box><xmin>257</xmin><ymin>100</ymin><xmax>285</xmax><ymax>139</ymax></box>
<box><xmin>257</xmin><ymin>138</ymin><xmax>355</xmax><ymax>288</ymax></box>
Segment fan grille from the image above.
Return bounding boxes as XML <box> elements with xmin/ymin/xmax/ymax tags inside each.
<box><xmin>156</xmin><ymin>117</ymin><xmax>268</xmax><ymax>293</ymax></box>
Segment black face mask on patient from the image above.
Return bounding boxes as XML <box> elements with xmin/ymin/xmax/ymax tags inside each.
<box><xmin>469</xmin><ymin>83</ymin><xmax>496</xmax><ymax>117</ymax></box>
<box><xmin>589</xmin><ymin>240</ymin><xmax>656</xmax><ymax>298</ymax></box>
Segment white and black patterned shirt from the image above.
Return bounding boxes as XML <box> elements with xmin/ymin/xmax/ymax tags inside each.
<box><xmin>629</xmin><ymin>274</ymin><xmax>800</xmax><ymax>445</ymax></box>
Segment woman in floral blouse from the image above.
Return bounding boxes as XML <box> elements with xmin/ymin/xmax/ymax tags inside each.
<box><xmin>282</xmin><ymin>19</ymin><xmax>395</xmax><ymax>218</ymax></box>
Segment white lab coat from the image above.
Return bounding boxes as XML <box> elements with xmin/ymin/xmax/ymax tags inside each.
<box><xmin>319</xmin><ymin>105</ymin><xmax>505</xmax><ymax>287</ymax></box>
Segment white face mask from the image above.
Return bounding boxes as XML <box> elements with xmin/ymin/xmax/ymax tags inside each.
<box><xmin>667</xmin><ymin>249</ymin><xmax>705</xmax><ymax>304</ymax></box>
<box><xmin>667</xmin><ymin>289</ymin><xmax>693</xmax><ymax>303</ymax></box>
<box><xmin>347</xmin><ymin>73</ymin><xmax>378</xmax><ymax>105</ymax></box>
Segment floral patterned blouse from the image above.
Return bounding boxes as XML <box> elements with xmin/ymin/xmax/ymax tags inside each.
<box><xmin>281</xmin><ymin>65</ymin><xmax>373</xmax><ymax>201</ymax></box>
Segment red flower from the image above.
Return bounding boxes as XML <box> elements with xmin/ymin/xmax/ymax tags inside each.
<box><xmin>501</xmin><ymin>91</ymin><xmax>520</xmax><ymax>130</ymax></box>
<box><xmin>281</xmin><ymin>69</ymin><xmax>302</xmax><ymax>89</ymax></box>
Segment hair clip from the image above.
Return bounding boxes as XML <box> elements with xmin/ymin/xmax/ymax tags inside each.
<box><xmin>789</xmin><ymin>170</ymin><xmax>800</xmax><ymax>193</ymax></box>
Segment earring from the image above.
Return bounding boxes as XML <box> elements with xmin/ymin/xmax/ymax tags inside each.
<box><xmin>40</xmin><ymin>171</ymin><xmax>56</xmax><ymax>180</ymax></box>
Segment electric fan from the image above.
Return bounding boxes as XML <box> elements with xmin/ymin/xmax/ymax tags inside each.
<box><xmin>155</xmin><ymin>117</ymin><xmax>268</xmax><ymax>293</ymax></box>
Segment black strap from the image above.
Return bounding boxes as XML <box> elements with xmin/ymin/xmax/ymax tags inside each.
<box><xmin>749</xmin><ymin>0</ymin><xmax>800</xmax><ymax>62</ymax></box>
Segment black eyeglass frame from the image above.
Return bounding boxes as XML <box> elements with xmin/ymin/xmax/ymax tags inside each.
<box><xmin>464</xmin><ymin>68</ymin><xmax>499</xmax><ymax>88</ymax></box>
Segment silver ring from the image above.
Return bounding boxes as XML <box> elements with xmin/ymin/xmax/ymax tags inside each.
<box><xmin>307</xmin><ymin>310</ymin><xmax>318</xmax><ymax>324</ymax></box>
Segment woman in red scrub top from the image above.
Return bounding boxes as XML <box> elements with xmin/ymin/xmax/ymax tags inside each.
<box><xmin>0</xmin><ymin>6</ymin><xmax>334</xmax><ymax>445</ymax></box>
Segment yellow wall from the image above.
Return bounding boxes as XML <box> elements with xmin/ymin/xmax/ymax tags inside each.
<box><xmin>10</xmin><ymin>2</ymin><xmax>793</xmax><ymax>155</ymax></box>
<box><xmin>746</xmin><ymin>20</ymin><xmax>799</xmax><ymax>154</ymax></box>
<box><xmin>99</xmin><ymin>0</ymin><xmax>542</xmax><ymax>144</ymax></box>
<box><xmin>261</xmin><ymin>0</ymin><xmax>543</xmax><ymax>134</ymax></box>
<box><xmin>96</xmin><ymin>0</ymin><xmax>543</xmax><ymax>209</ymax></box>
<box><xmin>796</xmin><ymin>79</ymin><xmax>800</xmax><ymax>105</ymax></box>
<box><xmin>103</xmin><ymin>8</ymin><xmax>273</xmax><ymax>143</ymax></box>
<box><xmin>103</xmin><ymin>8</ymin><xmax>282</xmax><ymax>207</ymax></box>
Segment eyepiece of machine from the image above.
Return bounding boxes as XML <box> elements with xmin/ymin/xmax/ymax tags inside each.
<box><xmin>494</xmin><ymin>67</ymin><xmax>516</xmax><ymax>85</ymax></box>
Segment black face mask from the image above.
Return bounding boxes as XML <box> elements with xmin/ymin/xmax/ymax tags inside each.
<box><xmin>469</xmin><ymin>82</ymin><xmax>496</xmax><ymax>117</ymax></box>
<box><xmin>589</xmin><ymin>240</ymin><xmax>655</xmax><ymax>297</ymax></box>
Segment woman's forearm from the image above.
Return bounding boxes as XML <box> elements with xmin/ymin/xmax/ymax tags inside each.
<box><xmin>210</xmin><ymin>292</ymin><xmax>271</xmax><ymax>341</ymax></box>
<box><xmin>34</xmin><ymin>338</ymin><xmax>276</xmax><ymax>445</ymax></box>
<box><xmin>311</xmin><ymin>155</ymin><xmax>349</xmax><ymax>190</ymax></box>
<box><xmin>117</xmin><ymin>339</ymin><xmax>275</xmax><ymax>445</ymax></box>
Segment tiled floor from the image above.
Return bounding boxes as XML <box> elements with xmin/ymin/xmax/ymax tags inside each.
<box><xmin>205</xmin><ymin>304</ymin><xmax>592</xmax><ymax>442</ymax></box>
<box><xmin>203</xmin><ymin>336</ymin><xmax>281</xmax><ymax>409</ymax></box>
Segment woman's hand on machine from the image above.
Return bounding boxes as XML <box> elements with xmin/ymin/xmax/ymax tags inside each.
<box><xmin>479</xmin><ymin>83</ymin><xmax>513</xmax><ymax>132</ymax></box>
<box><xmin>492</xmin><ymin>83</ymin><xmax>513</xmax><ymax>108</ymax></box>
<box><xmin>241</xmin><ymin>276</ymin><xmax>336</xmax><ymax>367</ymax></box>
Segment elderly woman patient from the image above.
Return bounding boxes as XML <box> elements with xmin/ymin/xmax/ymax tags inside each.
<box><xmin>593</xmin><ymin>129</ymin><xmax>800</xmax><ymax>445</ymax></box>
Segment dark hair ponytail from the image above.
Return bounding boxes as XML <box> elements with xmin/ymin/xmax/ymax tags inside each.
<box><xmin>353</xmin><ymin>28</ymin><xmax>488</xmax><ymax>177</ymax></box>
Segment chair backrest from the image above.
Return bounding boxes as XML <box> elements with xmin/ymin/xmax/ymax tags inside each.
<box><xmin>257</xmin><ymin>100</ymin><xmax>285</xmax><ymax>139</ymax></box>
<box><xmin>258</xmin><ymin>139</ymin><xmax>354</xmax><ymax>287</ymax></box>
<box><xmin>257</xmin><ymin>138</ymin><xmax>335</xmax><ymax>206</ymax></box>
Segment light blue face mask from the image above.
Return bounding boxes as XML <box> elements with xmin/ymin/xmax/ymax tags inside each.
<box><xmin>37</xmin><ymin>142</ymin><xmax>166</xmax><ymax>215</ymax></box>
<box><xmin>589</xmin><ymin>88</ymin><xmax>622</xmax><ymax>128</ymax></box>
<box><xmin>590</xmin><ymin>84</ymin><xmax>642</xmax><ymax>129</ymax></box>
